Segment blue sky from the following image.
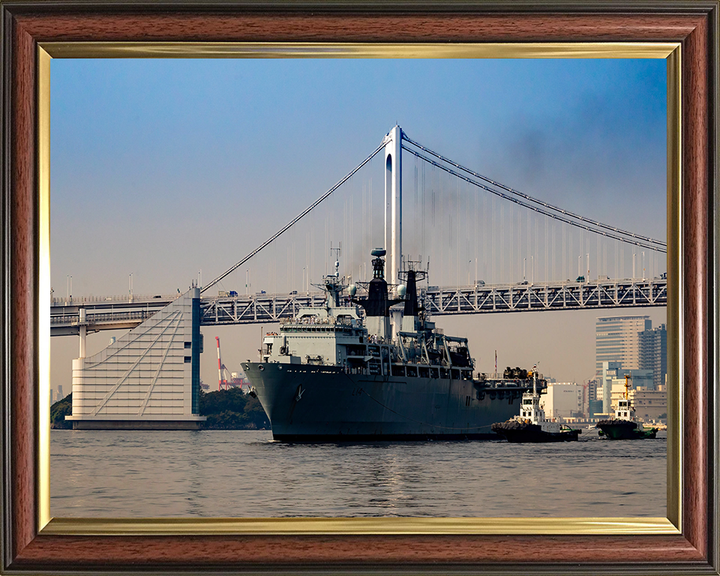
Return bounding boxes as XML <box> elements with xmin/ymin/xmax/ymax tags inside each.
<box><xmin>50</xmin><ymin>57</ymin><xmax>667</xmax><ymax>390</ymax></box>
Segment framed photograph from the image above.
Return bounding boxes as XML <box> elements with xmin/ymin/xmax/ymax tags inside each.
<box><xmin>1</xmin><ymin>2</ymin><xmax>717</xmax><ymax>574</ymax></box>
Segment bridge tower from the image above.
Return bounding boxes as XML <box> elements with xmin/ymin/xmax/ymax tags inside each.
<box><xmin>384</xmin><ymin>125</ymin><xmax>402</xmax><ymax>288</ymax></box>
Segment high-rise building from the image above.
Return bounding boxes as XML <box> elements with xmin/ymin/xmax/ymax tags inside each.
<box><xmin>595</xmin><ymin>315</ymin><xmax>652</xmax><ymax>380</ymax></box>
<box><xmin>639</xmin><ymin>324</ymin><xmax>667</xmax><ymax>389</ymax></box>
<box><xmin>586</xmin><ymin>378</ymin><xmax>598</xmax><ymax>402</ymax></box>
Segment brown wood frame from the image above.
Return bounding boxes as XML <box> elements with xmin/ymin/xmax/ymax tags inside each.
<box><xmin>1</xmin><ymin>2</ymin><xmax>717</xmax><ymax>574</ymax></box>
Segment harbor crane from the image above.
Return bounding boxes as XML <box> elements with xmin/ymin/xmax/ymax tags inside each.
<box><xmin>215</xmin><ymin>336</ymin><xmax>232</xmax><ymax>391</ymax></box>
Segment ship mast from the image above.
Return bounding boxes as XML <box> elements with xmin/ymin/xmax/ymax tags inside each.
<box><xmin>533</xmin><ymin>370</ymin><xmax>537</xmax><ymax>396</ymax></box>
<box><xmin>624</xmin><ymin>374</ymin><xmax>631</xmax><ymax>399</ymax></box>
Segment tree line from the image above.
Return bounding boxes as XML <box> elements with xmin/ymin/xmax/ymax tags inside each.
<box><xmin>50</xmin><ymin>387</ymin><xmax>270</xmax><ymax>430</ymax></box>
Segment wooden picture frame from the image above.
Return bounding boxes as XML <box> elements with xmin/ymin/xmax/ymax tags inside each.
<box><xmin>1</xmin><ymin>2</ymin><xmax>717</xmax><ymax>573</ymax></box>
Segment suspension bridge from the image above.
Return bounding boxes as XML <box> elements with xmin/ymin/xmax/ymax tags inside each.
<box><xmin>58</xmin><ymin>125</ymin><xmax>667</xmax><ymax>429</ymax></box>
<box><xmin>51</xmin><ymin>125</ymin><xmax>667</xmax><ymax>338</ymax></box>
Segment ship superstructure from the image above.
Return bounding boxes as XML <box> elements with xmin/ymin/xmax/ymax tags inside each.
<box><xmin>244</xmin><ymin>250</ymin><xmax>537</xmax><ymax>441</ymax></box>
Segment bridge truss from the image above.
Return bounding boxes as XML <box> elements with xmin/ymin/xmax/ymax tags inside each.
<box><xmin>424</xmin><ymin>278</ymin><xmax>666</xmax><ymax>315</ymax></box>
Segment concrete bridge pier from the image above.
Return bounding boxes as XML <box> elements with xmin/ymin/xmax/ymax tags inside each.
<box><xmin>65</xmin><ymin>287</ymin><xmax>206</xmax><ymax>430</ymax></box>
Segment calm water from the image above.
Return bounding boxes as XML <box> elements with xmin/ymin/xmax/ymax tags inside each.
<box><xmin>51</xmin><ymin>429</ymin><xmax>666</xmax><ymax>518</ymax></box>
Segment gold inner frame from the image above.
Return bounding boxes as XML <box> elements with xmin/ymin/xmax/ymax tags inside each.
<box><xmin>37</xmin><ymin>41</ymin><xmax>682</xmax><ymax>536</ymax></box>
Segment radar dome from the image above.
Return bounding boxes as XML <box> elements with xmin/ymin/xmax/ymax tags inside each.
<box><xmin>397</xmin><ymin>284</ymin><xmax>407</xmax><ymax>298</ymax></box>
<box><xmin>348</xmin><ymin>284</ymin><xmax>357</xmax><ymax>297</ymax></box>
<box><xmin>370</xmin><ymin>248</ymin><xmax>386</xmax><ymax>257</ymax></box>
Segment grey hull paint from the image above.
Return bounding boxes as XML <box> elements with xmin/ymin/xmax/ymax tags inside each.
<box><xmin>246</xmin><ymin>363</ymin><xmax>523</xmax><ymax>441</ymax></box>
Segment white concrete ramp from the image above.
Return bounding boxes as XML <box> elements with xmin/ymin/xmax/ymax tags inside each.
<box><xmin>66</xmin><ymin>288</ymin><xmax>205</xmax><ymax>429</ymax></box>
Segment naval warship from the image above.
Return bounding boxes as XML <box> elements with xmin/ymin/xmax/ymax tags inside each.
<box><xmin>243</xmin><ymin>249</ymin><xmax>539</xmax><ymax>441</ymax></box>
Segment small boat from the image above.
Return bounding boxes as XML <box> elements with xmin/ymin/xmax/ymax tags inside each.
<box><xmin>596</xmin><ymin>375</ymin><xmax>658</xmax><ymax>440</ymax></box>
<box><xmin>491</xmin><ymin>372</ymin><xmax>580</xmax><ymax>443</ymax></box>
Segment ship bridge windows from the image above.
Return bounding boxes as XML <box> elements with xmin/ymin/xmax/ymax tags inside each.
<box><xmin>345</xmin><ymin>344</ymin><xmax>367</xmax><ymax>357</ymax></box>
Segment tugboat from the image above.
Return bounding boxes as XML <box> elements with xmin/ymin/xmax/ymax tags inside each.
<box><xmin>243</xmin><ymin>249</ymin><xmax>539</xmax><ymax>441</ymax></box>
<box><xmin>596</xmin><ymin>375</ymin><xmax>658</xmax><ymax>440</ymax></box>
<box><xmin>491</xmin><ymin>372</ymin><xmax>580</xmax><ymax>442</ymax></box>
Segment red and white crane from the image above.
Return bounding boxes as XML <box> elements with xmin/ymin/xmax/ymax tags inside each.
<box><xmin>215</xmin><ymin>336</ymin><xmax>251</xmax><ymax>392</ymax></box>
<box><xmin>215</xmin><ymin>336</ymin><xmax>231</xmax><ymax>390</ymax></box>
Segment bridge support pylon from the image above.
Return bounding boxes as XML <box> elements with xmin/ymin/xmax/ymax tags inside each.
<box><xmin>384</xmin><ymin>125</ymin><xmax>402</xmax><ymax>288</ymax></box>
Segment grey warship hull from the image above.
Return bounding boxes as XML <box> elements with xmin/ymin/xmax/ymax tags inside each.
<box><xmin>246</xmin><ymin>362</ymin><xmax>526</xmax><ymax>441</ymax></box>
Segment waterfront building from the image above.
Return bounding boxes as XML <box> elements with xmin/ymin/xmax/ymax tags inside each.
<box><xmin>639</xmin><ymin>323</ymin><xmax>667</xmax><ymax>389</ymax></box>
<box><xmin>540</xmin><ymin>383</ymin><xmax>584</xmax><ymax>420</ymax></box>
<box><xmin>65</xmin><ymin>288</ymin><xmax>206</xmax><ymax>429</ymax></box>
<box><xmin>630</xmin><ymin>386</ymin><xmax>668</xmax><ymax>422</ymax></box>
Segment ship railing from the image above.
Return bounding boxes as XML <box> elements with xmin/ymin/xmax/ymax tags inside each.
<box><xmin>481</xmin><ymin>379</ymin><xmax>541</xmax><ymax>388</ymax></box>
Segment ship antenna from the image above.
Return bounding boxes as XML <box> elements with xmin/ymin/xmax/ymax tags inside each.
<box><xmin>331</xmin><ymin>242</ymin><xmax>341</xmax><ymax>277</ymax></box>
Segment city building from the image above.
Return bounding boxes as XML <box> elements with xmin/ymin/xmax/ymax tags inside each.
<box><xmin>631</xmin><ymin>387</ymin><xmax>668</xmax><ymax>422</ymax></box>
<box><xmin>589</xmin><ymin>398</ymin><xmax>604</xmax><ymax>417</ymax></box>
<box><xmin>610</xmin><ymin>369</ymin><xmax>653</xmax><ymax>411</ymax></box>
<box><xmin>595</xmin><ymin>315</ymin><xmax>651</xmax><ymax>380</ymax></box>
<box><xmin>584</xmin><ymin>378</ymin><xmax>598</xmax><ymax>416</ymax></box>
<box><xmin>600</xmin><ymin>361</ymin><xmax>623</xmax><ymax>414</ymax></box>
<box><xmin>66</xmin><ymin>288</ymin><xmax>206</xmax><ymax>429</ymax></box>
<box><xmin>540</xmin><ymin>383</ymin><xmax>584</xmax><ymax>420</ymax></box>
<box><xmin>639</xmin><ymin>323</ymin><xmax>667</xmax><ymax>389</ymax></box>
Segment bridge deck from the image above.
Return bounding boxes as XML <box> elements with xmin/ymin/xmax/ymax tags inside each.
<box><xmin>50</xmin><ymin>278</ymin><xmax>667</xmax><ymax>336</ymax></box>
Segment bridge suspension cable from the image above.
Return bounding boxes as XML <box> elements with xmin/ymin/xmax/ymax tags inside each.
<box><xmin>402</xmin><ymin>144</ymin><xmax>666</xmax><ymax>254</ymax></box>
<box><xmin>201</xmin><ymin>142</ymin><xmax>386</xmax><ymax>294</ymax></box>
<box><xmin>402</xmin><ymin>133</ymin><xmax>667</xmax><ymax>252</ymax></box>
